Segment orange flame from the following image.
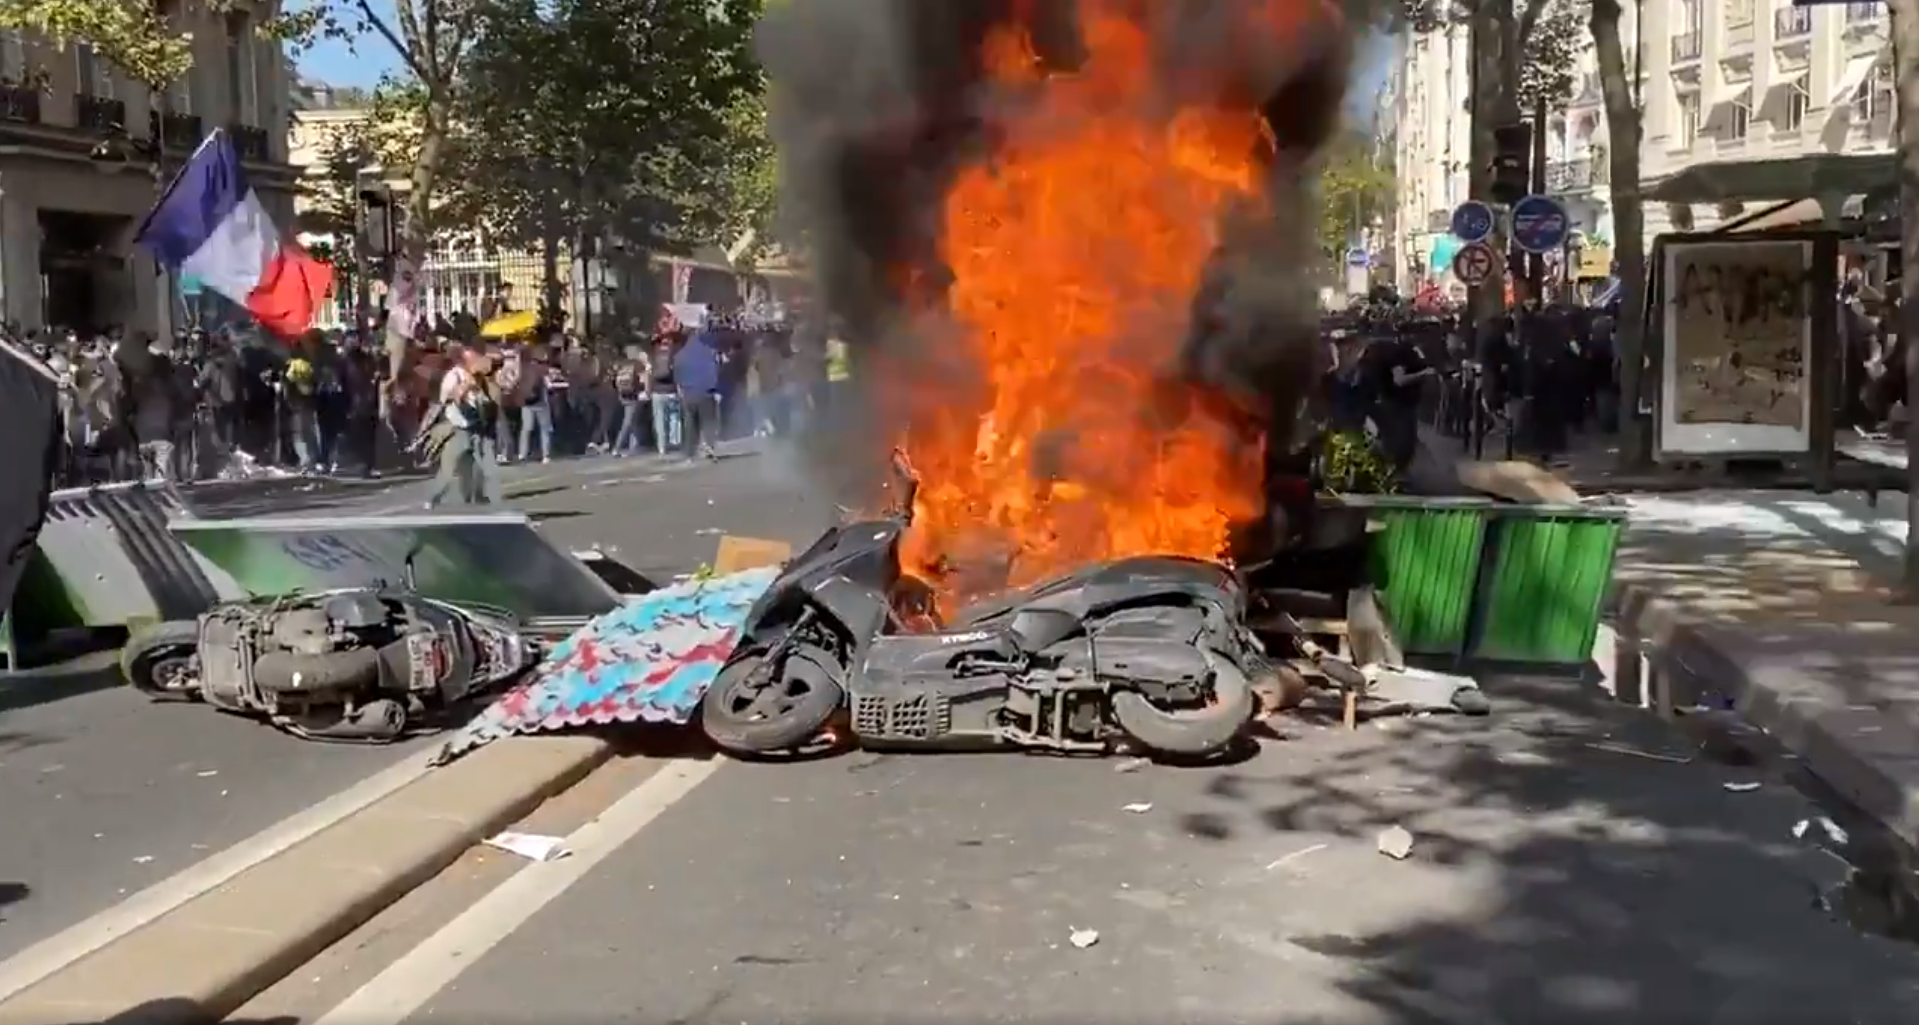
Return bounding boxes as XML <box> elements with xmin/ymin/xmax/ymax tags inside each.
<box><xmin>894</xmin><ymin>1</ymin><xmax>1284</xmax><ymax>597</ymax></box>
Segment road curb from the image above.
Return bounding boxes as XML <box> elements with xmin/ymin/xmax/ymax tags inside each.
<box><xmin>0</xmin><ymin>734</ymin><xmax>614</xmax><ymax>1025</ymax></box>
<box><xmin>1610</xmin><ymin>583</ymin><xmax>1919</xmax><ymax>850</ymax></box>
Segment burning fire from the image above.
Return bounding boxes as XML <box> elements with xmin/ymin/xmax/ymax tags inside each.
<box><xmin>895</xmin><ymin>1</ymin><xmax>1297</xmax><ymax>596</ymax></box>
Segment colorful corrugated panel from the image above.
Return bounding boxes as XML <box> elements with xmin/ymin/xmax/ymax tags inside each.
<box><xmin>434</xmin><ymin>565</ymin><xmax>781</xmax><ymax>764</ymax></box>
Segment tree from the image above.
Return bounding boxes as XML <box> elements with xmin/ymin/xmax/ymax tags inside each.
<box><xmin>0</xmin><ymin>0</ymin><xmax>197</xmax><ymax>86</ymax></box>
<box><xmin>1516</xmin><ymin>0</ymin><xmax>1584</xmax><ymax>115</ymax></box>
<box><xmin>445</xmin><ymin>0</ymin><xmax>763</xmax><ymax>315</ymax></box>
<box><xmin>1315</xmin><ymin>130</ymin><xmax>1395</xmax><ymax>271</ymax></box>
<box><xmin>713</xmin><ymin>94</ymin><xmax>781</xmax><ymax>268</ymax></box>
<box><xmin>1590</xmin><ymin>0</ymin><xmax>1646</xmax><ymax>468</ymax></box>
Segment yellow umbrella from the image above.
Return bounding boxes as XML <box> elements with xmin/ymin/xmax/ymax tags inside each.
<box><xmin>479</xmin><ymin>310</ymin><xmax>539</xmax><ymax>339</ymax></box>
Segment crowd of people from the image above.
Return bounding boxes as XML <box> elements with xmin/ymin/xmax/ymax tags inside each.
<box><xmin>25</xmin><ymin>309</ymin><xmax>845</xmax><ymax>494</ymax></box>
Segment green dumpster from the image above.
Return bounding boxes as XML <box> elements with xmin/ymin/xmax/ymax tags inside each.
<box><xmin>1468</xmin><ymin>504</ymin><xmax>1626</xmax><ymax>664</ymax></box>
<box><xmin>1333</xmin><ymin>495</ymin><xmax>1497</xmax><ymax>658</ymax></box>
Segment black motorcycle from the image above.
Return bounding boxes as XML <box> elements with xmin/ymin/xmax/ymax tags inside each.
<box><xmin>120</xmin><ymin>588</ymin><xmax>538</xmax><ymax>741</ymax></box>
<box><xmin>699</xmin><ymin>456</ymin><xmax>1258</xmax><ymax>758</ymax></box>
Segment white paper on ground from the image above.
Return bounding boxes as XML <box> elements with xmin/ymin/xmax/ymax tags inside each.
<box><xmin>484</xmin><ymin>830</ymin><xmax>573</xmax><ymax>862</ymax></box>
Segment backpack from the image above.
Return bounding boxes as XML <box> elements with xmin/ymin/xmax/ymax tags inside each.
<box><xmin>614</xmin><ymin>361</ymin><xmax>639</xmax><ymax>396</ymax></box>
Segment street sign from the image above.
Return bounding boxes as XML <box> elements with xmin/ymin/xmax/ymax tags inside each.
<box><xmin>1449</xmin><ymin>201</ymin><xmax>1495</xmax><ymax>244</ymax></box>
<box><xmin>1451</xmin><ymin>241</ymin><xmax>1497</xmax><ymax>286</ymax></box>
<box><xmin>1344</xmin><ymin>247</ymin><xmax>1370</xmax><ymax>268</ymax></box>
<box><xmin>1510</xmin><ymin>194</ymin><xmax>1571</xmax><ymax>254</ymax></box>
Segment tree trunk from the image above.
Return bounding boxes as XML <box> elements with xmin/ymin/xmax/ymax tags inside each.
<box><xmin>386</xmin><ymin>112</ymin><xmax>446</xmax><ymax>385</ymax></box>
<box><xmin>1468</xmin><ymin>2</ymin><xmax>1503</xmax><ymax>320</ymax></box>
<box><xmin>1591</xmin><ymin>0</ymin><xmax>1649</xmax><ymax>468</ymax></box>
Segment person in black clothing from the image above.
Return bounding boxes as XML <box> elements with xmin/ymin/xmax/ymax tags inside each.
<box><xmin>1359</xmin><ymin>331</ymin><xmax>1433</xmax><ymax>470</ymax></box>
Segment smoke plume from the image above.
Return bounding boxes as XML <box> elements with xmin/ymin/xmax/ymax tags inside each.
<box><xmin>758</xmin><ymin>0</ymin><xmax>1362</xmax><ymax>511</ymax></box>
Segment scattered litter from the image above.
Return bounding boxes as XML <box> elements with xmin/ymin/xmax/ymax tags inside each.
<box><xmin>195</xmin><ymin>769</ymin><xmax>219</xmax><ymax>778</ymax></box>
<box><xmin>1113</xmin><ymin>757</ymin><xmax>1148</xmax><ymax>774</ymax></box>
<box><xmin>1266</xmin><ymin>843</ymin><xmax>1328</xmax><ymax>871</ymax></box>
<box><xmin>696</xmin><ymin>527</ymin><xmax>724</xmax><ymax>535</ymax></box>
<box><xmin>1068</xmin><ymin>927</ymin><xmax>1100</xmax><ymax>949</ymax></box>
<box><xmin>1793</xmin><ymin>816</ymin><xmax>1850</xmax><ymax>846</ymax></box>
<box><xmin>1375</xmin><ymin>825</ymin><xmax>1414</xmax><ymax>860</ymax></box>
<box><xmin>1722</xmin><ymin>781</ymin><xmax>1761</xmax><ymax>793</ymax></box>
<box><xmin>1494</xmin><ymin>750</ymin><xmax>1550</xmax><ymax>767</ymax></box>
<box><xmin>132</xmin><ymin>855</ymin><xmax>153</xmax><ymax>865</ymax></box>
<box><xmin>1585</xmin><ymin>741</ymin><xmax>1692</xmax><ymax>764</ymax></box>
<box><xmin>1121</xmin><ymin>802</ymin><xmax>1153</xmax><ymax>814</ymax></box>
<box><xmin>484</xmin><ymin>830</ymin><xmax>573</xmax><ymax>862</ymax></box>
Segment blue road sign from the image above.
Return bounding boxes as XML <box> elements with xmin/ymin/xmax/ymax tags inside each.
<box><xmin>1449</xmin><ymin>201</ymin><xmax>1495</xmax><ymax>244</ymax></box>
<box><xmin>1511</xmin><ymin>194</ymin><xmax>1570</xmax><ymax>254</ymax></box>
<box><xmin>1345</xmin><ymin>247</ymin><xmax>1370</xmax><ymax>268</ymax></box>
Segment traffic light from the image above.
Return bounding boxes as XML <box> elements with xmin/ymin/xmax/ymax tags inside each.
<box><xmin>1490</xmin><ymin>122</ymin><xmax>1531</xmax><ymax>205</ymax></box>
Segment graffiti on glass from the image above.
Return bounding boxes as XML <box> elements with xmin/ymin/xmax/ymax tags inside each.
<box><xmin>1667</xmin><ymin>242</ymin><xmax>1809</xmax><ymax>429</ymax></box>
<box><xmin>282</xmin><ymin>534</ymin><xmax>381</xmax><ymax>574</ymax></box>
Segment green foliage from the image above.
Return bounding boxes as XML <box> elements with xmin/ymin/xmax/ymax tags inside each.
<box><xmin>1517</xmin><ymin>0</ymin><xmax>1584</xmax><ymax>112</ymax></box>
<box><xmin>1315</xmin><ymin>130</ymin><xmax>1394</xmax><ymax>266</ymax></box>
<box><xmin>441</xmin><ymin>0</ymin><xmax>764</xmax><ymax>256</ymax></box>
<box><xmin>1320</xmin><ymin>429</ymin><xmax>1399</xmax><ymax>495</ymax></box>
<box><xmin>0</xmin><ymin>0</ymin><xmax>269</xmax><ymax>87</ymax></box>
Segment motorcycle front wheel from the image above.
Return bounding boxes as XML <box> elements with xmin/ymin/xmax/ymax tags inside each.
<box><xmin>700</xmin><ymin>644</ymin><xmax>846</xmax><ymax>755</ymax></box>
<box><xmin>1109</xmin><ymin>648</ymin><xmax>1255</xmax><ymax>755</ymax></box>
<box><xmin>122</xmin><ymin>620</ymin><xmax>203</xmax><ymax>700</ymax></box>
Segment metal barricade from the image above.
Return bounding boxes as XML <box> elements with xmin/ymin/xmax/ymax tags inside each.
<box><xmin>3</xmin><ymin>483</ymin><xmax>237</xmax><ymax>666</ymax></box>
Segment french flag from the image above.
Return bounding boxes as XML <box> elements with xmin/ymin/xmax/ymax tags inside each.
<box><xmin>135</xmin><ymin>129</ymin><xmax>333</xmax><ymax>337</ymax></box>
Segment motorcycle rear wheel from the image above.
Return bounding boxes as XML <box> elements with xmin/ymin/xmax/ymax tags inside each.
<box><xmin>1109</xmin><ymin>648</ymin><xmax>1255</xmax><ymax>755</ymax></box>
<box><xmin>122</xmin><ymin>620</ymin><xmax>203</xmax><ymax>701</ymax></box>
<box><xmin>701</xmin><ymin>644</ymin><xmax>845</xmax><ymax>755</ymax></box>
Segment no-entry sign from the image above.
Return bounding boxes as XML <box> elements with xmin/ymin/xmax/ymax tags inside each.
<box><xmin>1452</xmin><ymin>241</ymin><xmax>1497</xmax><ymax>285</ymax></box>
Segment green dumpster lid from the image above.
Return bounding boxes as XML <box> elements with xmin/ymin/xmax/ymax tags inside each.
<box><xmin>1320</xmin><ymin>493</ymin><xmax>1499</xmax><ymax>509</ymax></box>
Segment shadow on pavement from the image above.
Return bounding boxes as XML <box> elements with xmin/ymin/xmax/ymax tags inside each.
<box><xmin>0</xmin><ymin>651</ymin><xmax>123</xmax><ymax>714</ymax></box>
<box><xmin>49</xmin><ymin>999</ymin><xmax>296</xmax><ymax>1025</ymax></box>
<box><xmin>1180</xmin><ymin>675</ymin><xmax>1919</xmax><ymax>1023</ymax></box>
<box><xmin>0</xmin><ymin>881</ymin><xmax>25</xmax><ymax>912</ymax></box>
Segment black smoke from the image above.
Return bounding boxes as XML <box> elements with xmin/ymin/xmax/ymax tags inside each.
<box><xmin>757</xmin><ymin>0</ymin><xmax>1363</xmax><ymax>506</ymax></box>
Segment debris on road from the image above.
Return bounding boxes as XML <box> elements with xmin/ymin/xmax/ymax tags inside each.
<box><xmin>1122</xmin><ymin>802</ymin><xmax>1153</xmax><ymax>814</ymax></box>
<box><xmin>132</xmin><ymin>855</ymin><xmax>153</xmax><ymax>864</ymax></box>
<box><xmin>1266</xmin><ymin>843</ymin><xmax>1328</xmax><ymax>871</ymax></box>
<box><xmin>1793</xmin><ymin>816</ymin><xmax>1850</xmax><ymax>846</ymax></box>
<box><xmin>1585</xmin><ymin>740</ymin><xmax>1692</xmax><ymax>764</ymax></box>
<box><xmin>1722</xmin><ymin>781</ymin><xmax>1761</xmax><ymax>793</ymax></box>
<box><xmin>1114</xmin><ymin>757</ymin><xmax>1148</xmax><ymax>774</ymax></box>
<box><xmin>1375</xmin><ymin>825</ymin><xmax>1414</xmax><ymax>860</ymax></box>
<box><xmin>195</xmin><ymin>769</ymin><xmax>219</xmax><ymax>778</ymax></box>
<box><xmin>1494</xmin><ymin>749</ymin><xmax>1550</xmax><ymax>767</ymax></box>
<box><xmin>1069</xmin><ymin>927</ymin><xmax>1100</xmax><ymax>949</ymax></box>
<box><xmin>485</xmin><ymin>830</ymin><xmax>573</xmax><ymax>862</ymax></box>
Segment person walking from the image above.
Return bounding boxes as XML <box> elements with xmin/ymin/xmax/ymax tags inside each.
<box><xmin>675</xmin><ymin>327</ymin><xmax>722</xmax><ymax>461</ymax></box>
<box><xmin>612</xmin><ymin>346</ymin><xmax>649</xmax><ymax>455</ymax></box>
<box><xmin>424</xmin><ymin>347</ymin><xmax>500</xmax><ymax>508</ymax></box>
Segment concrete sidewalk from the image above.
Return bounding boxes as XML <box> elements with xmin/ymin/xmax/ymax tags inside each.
<box><xmin>1605</xmin><ymin>489</ymin><xmax>1919</xmax><ymax>848</ymax></box>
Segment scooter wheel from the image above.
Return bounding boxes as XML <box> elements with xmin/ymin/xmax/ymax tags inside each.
<box><xmin>122</xmin><ymin>620</ymin><xmax>203</xmax><ymax>701</ymax></box>
<box><xmin>701</xmin><ymin>644</ymin><xmax>846</xmax><ymax>755</ymax></box>
<box><xmin>1110</xmin><ymin>647</ymin><xmax>1255</xmax><ymax>756</ymax></box>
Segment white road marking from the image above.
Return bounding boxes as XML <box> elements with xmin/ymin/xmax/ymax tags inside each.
<box><xmin>313</xmin><ymin>758</ymin><xmax>723</xmax><ymax>1025</ymax></box>
<box><xmin>0</xmin><ymin>747</ymin><xmax>443</xmax><ymax>1003</ymax></box>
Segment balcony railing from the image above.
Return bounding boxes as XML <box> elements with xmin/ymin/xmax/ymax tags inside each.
<box><xmin>1774</xmin><ymin>6</ymin><xmax>1813</xmax><ymax>36</ymax></box>
<box><xmin>1671</xmin><ymin>30</ymin><xmax>1702</xmax><ymax>62</ymax></box>
<box><xmin>148</xmin><ymin>110</ymin><xmax>204</xmax><ymax>151</ymax></box>
<box><xmin>0</xmin><ymin>83</ymin><xmax>40</xmax><ymax>125</ymax></box>
<box><xmin>1546</xmin><ymin>158</ymin><xmax>1611</xmax><ymax>193</ymax></box>
<box><xmin>1847</xmin><ymin>1</ymin><xmax>1885</xmax><ymax>22</ymax></box>
<box><xmin>1724</xmin><ymin>21</ymin><xmax>1754</xmax><ymax>47</ymax></box>
<box><xmin>74</xmin><ymin>93</ymin><xmax>126</xmax><ymax>134</ymax></box>
<box><xmin>230</xmin><ymin>123</ymin><xmax>270</xmax><ymax>162</ymax></box>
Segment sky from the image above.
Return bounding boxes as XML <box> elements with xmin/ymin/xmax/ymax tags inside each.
<box><xmin>300</xmin><ymin>3</ymin><xmax>1395</xmax><ymax>102</ymax></box>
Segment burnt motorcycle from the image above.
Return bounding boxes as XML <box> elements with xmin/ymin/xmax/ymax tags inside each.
<box><xmin>699</xmin><ymin>458</ymin><xmax>1259</xmax><ymax>758</ymax></box>
<box><xmin>121</xmin><ymin>588</ymin><xmax>538</xmax><ymax>741</ymax></box>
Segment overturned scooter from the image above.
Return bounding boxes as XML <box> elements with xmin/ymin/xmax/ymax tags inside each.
<box><xmin>120</xmin><ymin>557</ymin><xmax>538</xmax><ymax>741</ymax></box>
<box><xmin>699</xmin><ymin>453</ymin><xmax>1258</xmax><ymax>758</ymax></box>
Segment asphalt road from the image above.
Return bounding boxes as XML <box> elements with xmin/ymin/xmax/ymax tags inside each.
<box><xmin>0</xmin><ymin>445</ymin><xmax>833</xmax><ymax>962</ymax></box>
<box><xmin>207</xmin><ymin>457</ymin><xmax>1919</xmax><ymax>1025</ymax></box>
<box><xmin>385</xmin><ymin>673</ymin><xmax>1919</xmax><ymax>1025</ymax></box>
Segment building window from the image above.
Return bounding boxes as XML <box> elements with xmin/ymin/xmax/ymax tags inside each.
<box><xmin>1682</xmin><ymin>0</ymin><xmax>1703</xmax><ymax>31</ymax></box>
<box><xmin>1725</xmin><ymin>0</ymin><xmax>1754</xmax><ymax>24</ymax></box>
<box><xmin>1855</xmin><ymin>61</ymin><xmax>1894</xmax><ymax>121</ymax></box>
<box><xmin>226</xmin><ymin>12</ymin><xmax>259</xmax><ymax>125</ymax></box>
<box><xmin>1728</xmin><ymin>95</ymin><xmax>1751</xmax><ymax>140</ymax></box>
<box><xmin>75</xmin><ymin>44</ymin><xmax>113</xmax><ymax>98</ymax></box>
<box><xmin>1678</xmin><ymin>90</ymin><xmax>1701</xmax><ymax>147</ymax></box>
<box><xmin>1783</xmin><ymin>80</ymin><xmax>1809</xmax><ymax>131</ymax></box>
